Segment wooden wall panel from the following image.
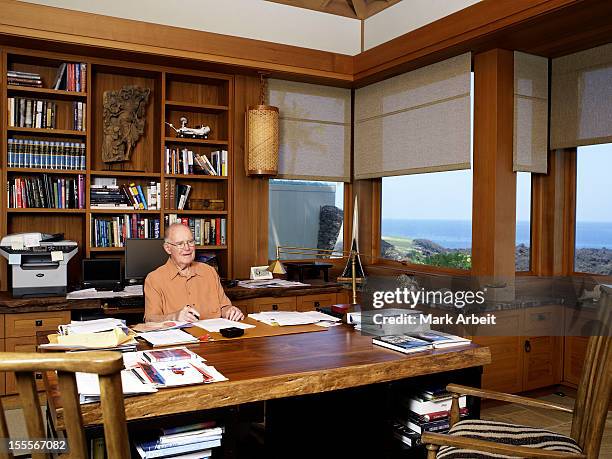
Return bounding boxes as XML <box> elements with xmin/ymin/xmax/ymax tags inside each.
<box><xmin>471</xmin><ymin>49</ymin><xmax>517</xmax><ymax>279</ymax></box>
<box><xmin>231</xmin><ymin>75</ymin><xmax>269</xmax><ymax>278</ymax></box>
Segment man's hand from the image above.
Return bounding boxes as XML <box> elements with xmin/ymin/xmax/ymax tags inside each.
<box><xmin>175</xmin><ymin>305</ymin><xmax>200</xmax><ymax>323</ymax></box>
<box><xmin>221</xmin><ymin>305</ymin><xmax>244</xmax><ymax>321</ymax></box>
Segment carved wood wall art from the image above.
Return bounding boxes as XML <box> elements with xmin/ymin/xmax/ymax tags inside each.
<box><xmin>102</xmin><ymin>85</ymin><xmax>151</xmax><ymax>163</ymax></box>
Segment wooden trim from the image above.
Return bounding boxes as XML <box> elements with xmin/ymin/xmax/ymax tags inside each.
<box><xmin>0</xmin><ymin>0</ymin><xmax>353</xmax><ymax>83</ymax></box>
<box><xmin>354</xmin><ymin>0</ymin><xmax>596</xmax><ymax>85</ymax></box>
<box><xmin>370</xmin><ymin>259</ymin><xmax>471</xmax><ymax>277</ymax></box>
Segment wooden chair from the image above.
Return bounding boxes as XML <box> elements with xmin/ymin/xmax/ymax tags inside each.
<box><xmin>422</xmin><ymin>287</ymin><xmax>612</xmax><ymax>459</ymax></box>
<box><xmin>0</xmin><ymin>351</ymin><xmax>130</xmax><ymax>459</ymax></box>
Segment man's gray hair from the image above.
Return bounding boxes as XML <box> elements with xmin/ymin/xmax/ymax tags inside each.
<box><xmin>164</xmin><ymin>222</ymin><xmax>191</xmax><ymax>243</ymax></box>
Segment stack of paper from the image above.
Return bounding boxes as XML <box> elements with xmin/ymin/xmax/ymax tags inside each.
<box><xmin>248</xmin><ymin>311</ymin><xmax>341</xmax><ymax>326</ymax></box>
<box><xmin>237</xmin><ymin>279</ymin><xmax>309</xmax><ymax>289</ymax></box>
<box><xmin>135</xmin><ymin>423</ymin><xmax>223</xmax><ymax>459</ymax></box>
<box><xmin>41</xmin><ymin>318</ymin><xmax>137</xmax><ymax>351</ymax></box>
<box><xmin>66</xmin><ymin>284</ymin><xmax>143</xmax><ymax>299</ymax></box>
<box><xmin>59</xmin><ymin>318</ymin><xmax>127</xmax><ymax>335</ymax></box>
<box><xmin>193</xmin><ymin>318</ymin><xmax>255</xmax><ymax>333</ymax></box>
<box><xmin>132</xmin><ymin>321</ymin><xmax>192</xmax><ymax>333</ymax></box>
<box><xmin>76</xmin><ymin>370</ymin><xmax>157</xmax><ymax>404</ymax></box>
<box><xmin>138</xmin><ymin>329</ymin><xmax>199</xmax><ymax>347</ymax></box>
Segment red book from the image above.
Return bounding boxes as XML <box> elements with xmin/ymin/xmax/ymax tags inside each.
<box><xmin>215</xmin><ymin>218</ymin><xmax>221</xmax><ymax>245</ymax></box>
<box><xmin>417</xmin><ymin>407</ymin><xmax>469</xmax><ymax>422</ymax></box>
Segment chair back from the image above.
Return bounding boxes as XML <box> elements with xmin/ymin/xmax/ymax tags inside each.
<box><xmin>571</xmin><ymin>285</ymin><xmax>612</xmax><ymax>458</ymax></box>
<box><xmin>0</xmin><ymin>351</ymin><xmax>130</xmax><ymax>459</ymax></box>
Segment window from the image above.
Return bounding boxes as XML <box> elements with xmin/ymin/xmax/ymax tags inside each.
<box><xmin>574</xmin><ymin>144</ymin><xmax>612</xmax><ymax>275</ymax></box>
<box><xmin>516</xmin><ymin>172</ymin><xmax>532</xmax><ymax>272</ymax></box>
<box><xmin>269</xmin><ymin>180</ymin><xmax>344</xmax><ymax>260</ymax></box>
<box><xmin>381</xmin><ymin>169</ymin><xmax>473</xmax><ymax>270</ymax></box>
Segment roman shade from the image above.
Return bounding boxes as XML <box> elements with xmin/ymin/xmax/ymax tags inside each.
<box><xmin>551</xmin><ymin>42</ymin><xmax>612</xmax><ymax>149</ymax></box>
<box><xmin>267</xmin><ymin>79</ymin><xmax>351</xmax><ymax>181</ymax></box>
<box><xmin>353</xmin><ymin>53</ymin><xmax>472</xmax><ymax>179</ymax></box>
<box><xmin>513</xmin><ymin>51</ymin><xmax>549</xmax><ymax>173</ymax></box>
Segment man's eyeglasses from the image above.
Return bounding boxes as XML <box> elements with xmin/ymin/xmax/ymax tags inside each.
<box><xmin>165</xmin><ymin>239</ymin><xmax>196</xmax><ymax>249</ymax></box>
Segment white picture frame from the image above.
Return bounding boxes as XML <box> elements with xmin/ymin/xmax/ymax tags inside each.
<box><xmin>250</xmin><ymin>265</ymin><xmax>273</xmax><ymax>280</ymax></box>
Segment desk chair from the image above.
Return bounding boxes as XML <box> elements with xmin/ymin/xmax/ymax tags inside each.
<box><xmin>0</xmin><ymin>352</ymin><xmax>130</xmax><ymax>459</ymax></box>
<box><xmin>423</xmin><ymin>289</ymin><xmax>612</xmax><ymax>459</ymax></box>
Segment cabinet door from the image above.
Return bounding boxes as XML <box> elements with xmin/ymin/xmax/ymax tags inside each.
<box><xmin>5</xmin><ymin>311</ymin><xmax>70</xmax><ymax>338</ymax></box>
<box><xmin>5</xmin><ymin>337</ymin><xmax>45</xmax><ymax>394</ymax></box>
<box><xmin>564</xmin><ymin>336</ymin><xmax>589</xmax><ymax>386</ymax></box>
<box><xmin>296</xmin><ymin>294</ymin><xmax>337</xmax><ymax>312</ymax></box>
<box><xmin>523</xmin><ymin>336</ymin><xmax>563</xmax><ymax>391</ymax></box>
<box><xmin>249</xmin><ymin>297</ymin><xmax>296</xmax><ymax>313</ymax></box>
<box><xmin>472</xmin><ymin>336</ymin><xmax>524</xmax><ymax>393</ymax></box>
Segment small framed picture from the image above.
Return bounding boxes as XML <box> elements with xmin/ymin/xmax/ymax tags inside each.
<box><xmin>250</xmin><ymin>265</ymin><xmax>273</xmax><ymax>280</ymax></box>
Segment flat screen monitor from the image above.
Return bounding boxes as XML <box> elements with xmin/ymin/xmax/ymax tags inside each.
<box><xmin>82</xmin><ymin>258</ymin><xmax>122</xmax><ymax>288</ymax></box>
<box><xmin>124</xmin><ymin>238</ymin><xmax>167</xmax><ymax>283</ymax></box>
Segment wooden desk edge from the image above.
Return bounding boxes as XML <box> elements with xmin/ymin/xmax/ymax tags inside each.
<box><xmin>65</xmin><ymin>345</ymin><xmax>491</xmax><ymax>428</ymax></box>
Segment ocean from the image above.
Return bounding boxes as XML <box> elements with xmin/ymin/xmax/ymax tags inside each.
<box><xmin>381</xmin><ymin>219</ymin><xmax>612</xmax><ymax>249</ymax></box>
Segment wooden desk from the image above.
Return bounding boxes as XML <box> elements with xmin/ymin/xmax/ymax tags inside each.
<box><xmin>45</xmin><ymin>326</ymin><xmax>491</xmax><ymax>429</ymax></box>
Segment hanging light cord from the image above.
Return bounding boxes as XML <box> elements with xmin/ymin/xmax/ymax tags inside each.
<box><xmin>259</xmin><ymin>73</ymin><xmax>267</xmax><ymax>106</ymax></box>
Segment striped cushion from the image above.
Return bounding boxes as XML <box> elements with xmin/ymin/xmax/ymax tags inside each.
<box><xmin>437</xmin><ymin>419</ymin><xmax>582</xmax><ymax>459</ymax></box>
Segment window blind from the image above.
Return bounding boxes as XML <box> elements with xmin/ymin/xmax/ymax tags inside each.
<box><xmin>551</xmin><ymin>42</ymin><xmax>612</xmax><ymax>149</ymax></box>
<box><xmin>513</xmin><ymin>51</ymin><xmax>548</xmax><ymax>173</ymax></box>
<box><xmin>353</xmin><ymin>53</ymin><xmax>472</xmax><ymax>180</ymax></box>
<box><xmin>267</xmin><ymin>79</ymin><xmax>351</xmax><ymax>182</ymax></box>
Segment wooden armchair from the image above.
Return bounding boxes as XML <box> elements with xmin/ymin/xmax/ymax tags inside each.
<box><xmin>0</xmin><ymin>351</ymin><xmax>130</xmax><ymax>459</ymax></box>
<box><xmin>422</xmin><ymin>334</ymin><xmax>611</xmax><ymax>458</ymax></box>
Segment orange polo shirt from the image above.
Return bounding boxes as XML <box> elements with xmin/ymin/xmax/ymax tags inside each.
<box><xmin>144</xmin><ymin>258</ymin><xmax>231</xmax><ymax>321</ymax></box>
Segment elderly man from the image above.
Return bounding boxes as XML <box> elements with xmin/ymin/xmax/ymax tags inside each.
<box><xmin>144</xmin><ymin>223</ymin><xmax>244</xmax><ymax>323</ymax></box>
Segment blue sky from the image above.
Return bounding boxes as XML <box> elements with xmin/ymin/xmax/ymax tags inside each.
<box><xmin>576</xmin><ymin>143</ymin><xmax>612</xmax><ymax>223</ymax></box>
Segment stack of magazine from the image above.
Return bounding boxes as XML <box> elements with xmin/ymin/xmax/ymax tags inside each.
<box><xmin>135</xmin><ymin>422</ymin><xmax>224</xmax><ymax>458</ymax></box>
<box><xmin>373</xmin><ymin>330</ymin><xmax>471</xmax><ymax>354</ymax></box>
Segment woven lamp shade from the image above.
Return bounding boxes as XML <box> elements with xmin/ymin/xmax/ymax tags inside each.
<box><xmin>245</xmin><ymin>104</ymin><xmax>279</xmax><ymax>176</ymax></box>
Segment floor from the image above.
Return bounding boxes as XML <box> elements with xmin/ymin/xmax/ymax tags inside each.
<box><xmin>481</xmin><ymin>392</ymin><xmax>612</xmax><ymax>457</ymax></box>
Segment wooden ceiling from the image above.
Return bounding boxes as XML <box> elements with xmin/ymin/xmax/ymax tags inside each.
<box><xmin>267</xmin><ymin>0</ymin><xmax>402</xmax><ymax>20</ymax></box>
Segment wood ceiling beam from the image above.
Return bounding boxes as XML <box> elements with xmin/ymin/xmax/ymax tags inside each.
<box><xmin>349</xmin><ymin>0</ymin><xmax>368</xmax><ymax>20</ymax></box>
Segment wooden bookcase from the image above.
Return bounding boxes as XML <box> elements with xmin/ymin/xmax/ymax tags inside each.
<box><xmin>0</xmin><ymin>48</ymin><xmax>234</xmax><ymax>288</ymax></box>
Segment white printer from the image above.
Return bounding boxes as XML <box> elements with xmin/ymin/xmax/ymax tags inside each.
<box><xmin>0</xmin><ymin>233</ymin><xmax>78</xmax><ymax>297</ymax></box>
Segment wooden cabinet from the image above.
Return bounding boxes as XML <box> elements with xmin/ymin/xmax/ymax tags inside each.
<box><xmin>564</xmin><ymin>336</ymin><xmax>589</xmax><ymax>386</ymax></box>
<box><xmin>1</xmin><ymin>310</ymin><xmax>70</xmax><ymax>395</ymax></box>
<box><xmin>249</xmin><ymin>297</ymin><xmax>296</xmax><ymax>314</ymax></box>
<box><xmin>296</xmin><ymin>293</ymin><xmax>337</xmax><ymax>312</ymax></box>
<box><xmin>472</xmin><ymin>306</ymin><xmax>564</xmax><ymax>393</ymax></box>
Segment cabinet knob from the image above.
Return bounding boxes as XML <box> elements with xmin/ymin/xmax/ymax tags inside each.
<box><xmin>524</xmin><ymin>339</ymin><xmax>532</xmax><ymax>353</ymax></box>
<box><xmin>35</xmin><ymin>373</ymin><xmax>43</xmax><ymax>380</ymax></box>
<box><xmin>272</xmin><ymin>304</ymin><xmax>278</xmax><ymax>311</ymax></box>
<box><xmin>314</xmin><ymin>301</ymin><xmax>320</xmax><ymax>308</ymax></box>
<box><xmin>35</xmin><ymin>320</ymin><xmax>43</xmax><ymax>327</ymax></box>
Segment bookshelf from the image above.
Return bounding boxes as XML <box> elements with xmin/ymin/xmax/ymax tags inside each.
<box><xmin>1</xmin><ymin>48</ymin><xmax>234</xmax><ymax>287</ymax></box>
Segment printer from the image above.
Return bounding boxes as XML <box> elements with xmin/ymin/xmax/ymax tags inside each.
<box><xmin>0</xmin><ymin>233</ymin><xmax>78</xmax><ymax>297</ymax></box>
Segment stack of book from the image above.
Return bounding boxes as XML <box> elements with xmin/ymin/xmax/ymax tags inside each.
<box><xmin>394</xmin><ymin>389</ymin><xmax>468</xmax><ymax>446</ymax></box>
<box><xmin>90</xmin><ymin>184</ymin><xmax>130</xmax><ymax>209</ymax></box>
<box><xmin>8</xmin><ymin>139</ymin><xmax>86</xmax><ymax>170</ymax></box>
<box><xmin>92</xmin><ymin>215</ymin><xmax>161</xmax><ymax>247</ymax></box>
<box><xmin>8</xmin><ymin>98</ymin><xmax>58</xmax><ymax>129</ymax></box>
<box><xmin>52</xmin><ymin>62</ymin><xmax>87</xmax><ymax>92</ymax></box>
<box><xmin>7</xmin><ymin>70</ymin><xmax>42</xmax><ymax>87</ymax></box>
<box><xmin>8</xmin><ymin>174</ymin><xmax>85</xmax><ymax>209</ymax></box>
<box><xmin>164</xmin><ymin>148</ymin><xmax>228</xmax><ymax>176</ymax></box>
<box><xmin>135</xmin><ymin>422</ymin><xmax>224</xmax><ymax>459</ymax></box>
<box><xmin>166</xmin><ymin>215</ymin><xmax>226</xmax><ymax>246</ymax></box>
<box><xmin>373</xmin><ymin>331</ymin><xmax>471</xmax><ymax>354</ymax></box>
<box><xmin>162</xmin><ymin>179</ymin><xmax>192</xmax><ymax>210</ymax></box>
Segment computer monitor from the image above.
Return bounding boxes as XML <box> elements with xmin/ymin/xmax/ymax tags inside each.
<box><xmin>82</xmin><ymin>258</ymin><xmax>122</xmax><ymax>290</ymax></box>
<box><xmin>124</xmin><ymin>238</ymin><xmax>168</xmax><ymax>283</ymax></box>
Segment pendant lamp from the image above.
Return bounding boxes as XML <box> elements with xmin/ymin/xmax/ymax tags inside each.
<box><xmin>245</xmin><ymin>74</ymin><xmax>279</xmax><ymax>176</ymax></box>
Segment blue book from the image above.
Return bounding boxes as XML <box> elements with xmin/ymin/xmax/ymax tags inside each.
<box><xmin>372</xmin><ymin>335</ymin><xmax>432</xmax><ymax>354</ymax></box>
<box><xmin>136</xmin><ymin>185</ymin><xmax>148</xmax><ymax>210</ymax></box>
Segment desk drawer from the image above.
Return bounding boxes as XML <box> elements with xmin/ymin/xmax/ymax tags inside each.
<box><xmin>523</xmin><ymin>306</ymin><xmax>562</xmax><ymax>336</ymax></box>
<box><xmin>6</xmin><ymin>311</ymin><xmax>70</xmax><ymax>338</ymax></box>
<box><xmin>249</xmin><ymin>297</ymin><xmax>296</xmax><ymax>313</ymax></box>
<box><xmin>5</xmin><ymin>336</ymin><xmax>45</xmax><ymax>394</ymax></box>
<box><xmin>296</xmin><ymin>294</ymin><xmax>337</xmax><ymax>312</ymax></box>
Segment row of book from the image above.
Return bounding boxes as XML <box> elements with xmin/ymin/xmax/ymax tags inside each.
<box><xmin>393</xmin><ymin>388</ymin><xmax>468</xmax><ymax>448</ymax></box>
<box><xmin>8</xmin><ymin>174</ymin><xmax>85</xmax><ymax>209</ymax></box>
<box><xmin>165</xmin><ymin>147</ymin><xmax>228</xmax><ymax>176</ymax></box>
<box><xmin>53</xmin><ymin>62</ymin><xmax>87</xmax><ymax>92</ymax></box>
<box><xmin>135</xmin><ymin>422</ymin><xmax>222</xmax><ymax>459</ymax></box>
<box><xmin>7</xmin><ymin>70</ymin><xmax>42</xmax><ymax>87</ymax></box>
<box><xmin>163</xmin><ymin>179</ymin><xmax>192</xmax><ymax>210</ymax></box>
<box><xmin>7</xmin><ymin>98</ymin><xmax>86</xmax><ymax>131</ymax></box>
<box><xmin>7</xmin><ymin>139</ymin><xmax>86</xmax><ymax>170</ymax></box>
<box><xmin>92</xmin><ymin>215</ymin><xmax>161</xmax><ymax>247</ymax></box>
<box><xmin>90</xmin><ymin>183</ymin><xmax>161</xmax><ymax>210</ymax></box>
<box><xmin>166</xmin><ymin>214</ymin><xmax>226</xmax><ymax>246</ymax></box>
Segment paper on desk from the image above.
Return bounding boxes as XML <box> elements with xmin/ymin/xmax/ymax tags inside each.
<box><xmin>193</xmin><ymin>318</ymin><xmax>255</xmax><ymax>333</ymax></box>
<box><xmin>248</xmin><ymin>311</ymin><xmax>318</xmax><ymax>326</ymax></box>
<box><xmin>76</xmin><ymin>370</ymin><xmax>157</xmax><ymax>397</ymax></box>
<box><xmin>237</xmin><ymin>279</ymin><xmax>309</xmax><ymax>289</ymax></box>
<box><xmin>47</xmin><ymin>327</ymin><xmax>136</xmax><ymax>349</ymax></box>
<box><xmin>66</xmin><ymin>284</ymin><xmax>144</xmax><ymax>299</ymax></box>
<box><xmin>131</xmin><ymin>321</ymin><xmax>191</xmax><ymax>333</ymax></box>
<box><xmin>138</xmin><ymin>329</ymin><xmax>199</xmax><ymax>347</ymax></box>
<box><xmin>61</xmin><ymin>318</ymin><xmax>126</xmax><ymax>335</ymax></box>
<box><xmin>301</xmin><ymin>311</ymin><xmax>341</xmax><ymax>322</ymax></box>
